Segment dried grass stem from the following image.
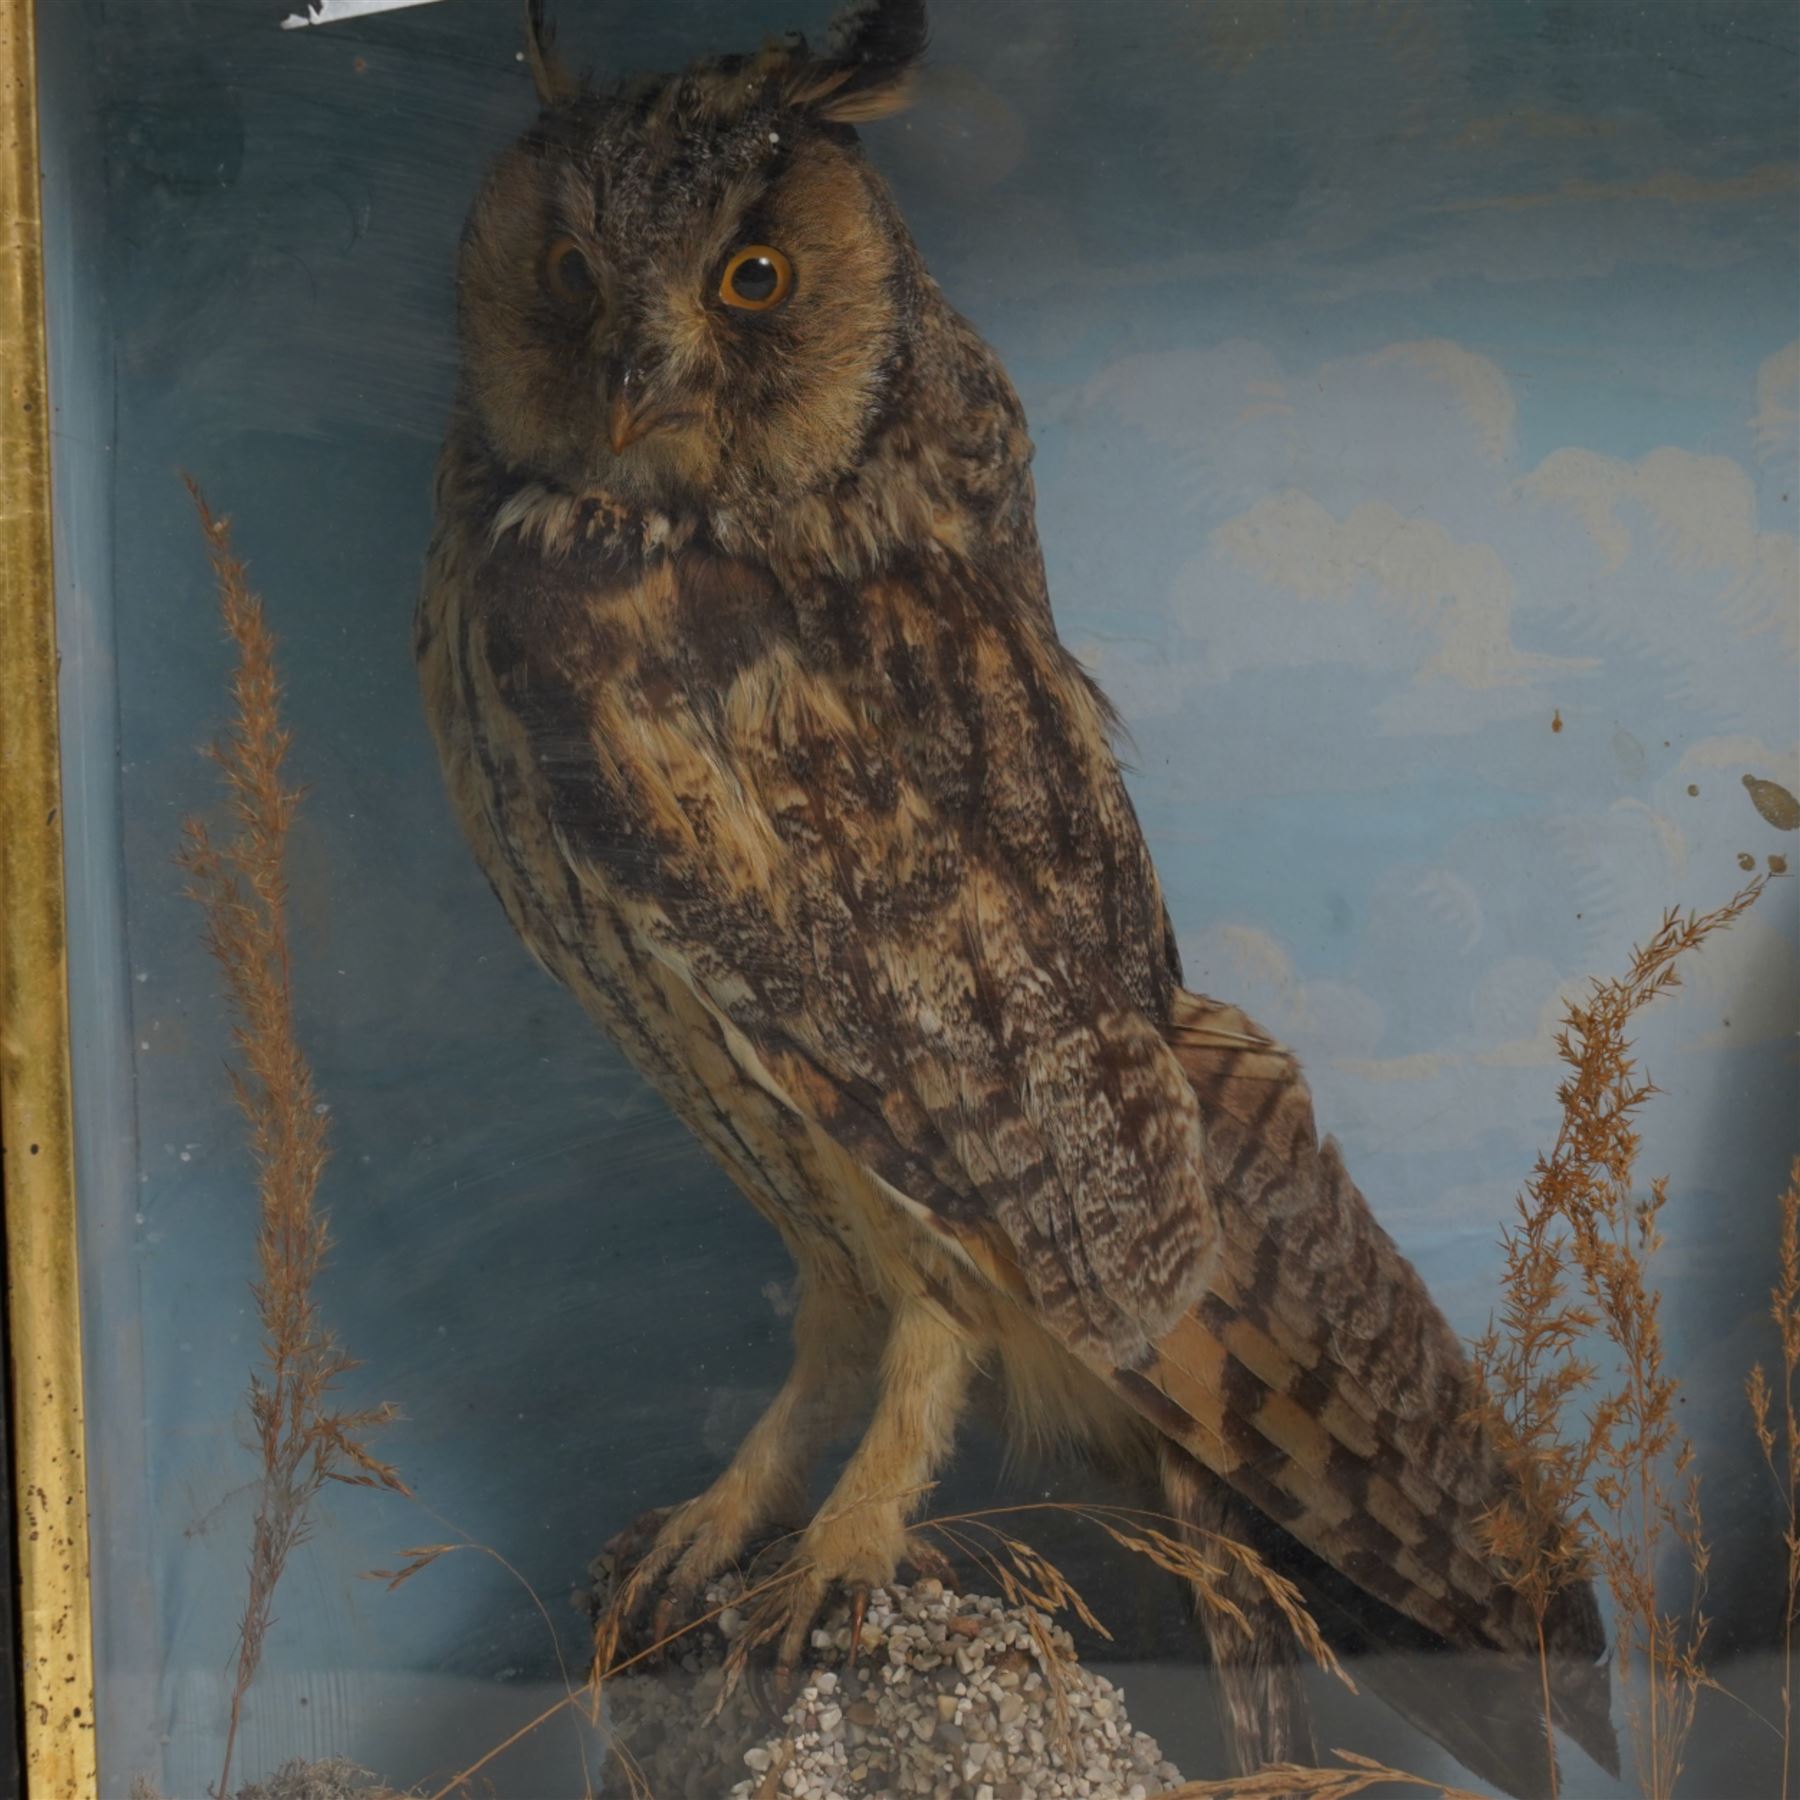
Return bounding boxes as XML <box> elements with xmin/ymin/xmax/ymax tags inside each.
<box><xmin>179</xmin><ymin>481</ymin><xmax>405</xmax><ymax>1799</ymax></box>
<box><xmin>1471</xmin><ymin>880</ymin><xmax>1765</xmax><ymax>1798</ymax></box>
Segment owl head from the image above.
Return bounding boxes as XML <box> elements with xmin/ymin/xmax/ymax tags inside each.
<box><xmin>455</xmin><ymin>0</ymin><xmax>934</xmax><ymax>516</ymax></box>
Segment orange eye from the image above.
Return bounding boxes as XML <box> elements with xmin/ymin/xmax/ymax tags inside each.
<box><xmin>544</xmin><ymin>235</ymin><xmax>596</xmax><ymax>307</ymax></box>
<box><xmin>719</xmin><ymin>244</ymin><xmax>794</xmax><ymax>311</ymax></box>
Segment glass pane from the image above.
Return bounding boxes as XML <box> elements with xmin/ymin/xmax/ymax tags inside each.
<box><xmin>38</xmin><ymin>2</ymin><xmax>1799</xmax><ymax>1796</ymax></box>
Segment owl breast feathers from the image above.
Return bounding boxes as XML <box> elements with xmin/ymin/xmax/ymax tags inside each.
<box><xmin>416</xmin><ymin>3</ymin><xmax>1616</xmax><ymax>1789</ymax></box>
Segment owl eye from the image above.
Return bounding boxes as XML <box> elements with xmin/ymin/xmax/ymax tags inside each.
<box><xmin>544</xmin><ymin>235</ymin><xmax>597</xmax><ymax>308</ymax></box>
<box><xmin>718</xmin><ymin>244</ymin><xmax>794</xmax><ymax>312</ymax></box>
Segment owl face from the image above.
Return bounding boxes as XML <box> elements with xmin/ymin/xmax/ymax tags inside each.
<box><xmin>456</xmin><ymin>10</ymin><xmax>928</xmax><ymax>513</ymax></box>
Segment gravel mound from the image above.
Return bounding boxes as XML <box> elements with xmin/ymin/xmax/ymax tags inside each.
<box><xmin>591</xmin><ymin>1573</ymin><xmax>1183</xmax><ymax>1799</ymax></box>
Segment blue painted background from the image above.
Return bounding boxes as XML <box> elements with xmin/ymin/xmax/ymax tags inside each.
<box><xmin>41</xmin><ymin>0</ymin><xmax>1797</xmax><ymax>1794</ymax></box>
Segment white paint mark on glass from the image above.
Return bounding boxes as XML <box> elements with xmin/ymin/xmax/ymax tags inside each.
<box><xmin>281</xmin><ymin>0</ymin><xmax>447</xmax><ymax>29</ymax></box>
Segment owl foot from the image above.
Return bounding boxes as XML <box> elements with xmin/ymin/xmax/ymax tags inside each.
<box><xmin>726</xmin><ymin>1523</ymin><xmax>958</xmax><ymax>1689</ymax></box>
<box><xmin>593</xmin><ymin>1489</ymin><xmax>801</xmax><ymax>1670</ymax></box>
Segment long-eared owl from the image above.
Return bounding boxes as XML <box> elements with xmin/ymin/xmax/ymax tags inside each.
<box><xmin>414</xmin><ymin>1</ymin><xmax>1616</xmax><ymax>1786</ymax></box>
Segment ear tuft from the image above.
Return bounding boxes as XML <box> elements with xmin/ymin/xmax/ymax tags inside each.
<box><xmin>525</xmin><ymin>0</ymin><xmax>579</xmax><ymax>108</ymax></box>
<box><xmin>799</xmin><ymin>0</ymin><xmax>927</xmax><ymax>123</ymax></box>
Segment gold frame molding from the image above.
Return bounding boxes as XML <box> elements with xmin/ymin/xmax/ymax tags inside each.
<box><xmin>0</xmin><ymin>0</ymin><xmax>100</xmax><ymax>1792</ymax></box>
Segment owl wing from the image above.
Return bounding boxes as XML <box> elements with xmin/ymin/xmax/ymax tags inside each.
<box><xmin>604</xmin><ymin>784</ymin><xmax>1219</xmax><ymax>1370</ymax></box>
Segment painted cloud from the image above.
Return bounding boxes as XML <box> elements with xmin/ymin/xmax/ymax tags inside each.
<box><xmin>1080</xmin><ymin>338</ymin><xmax>1797</xmax><ymax>1197</ymax></box>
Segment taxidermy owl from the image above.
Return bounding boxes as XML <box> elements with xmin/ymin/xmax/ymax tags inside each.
<box><xmin>416</xmin><ymin>1</ymin><xmax>1617</xmax><ymax>1788</ymax></box>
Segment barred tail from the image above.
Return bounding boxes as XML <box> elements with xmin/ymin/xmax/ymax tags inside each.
<box><xmin>1143</xmin><ymin>987</ymin><xmax>1619</xmax><ymax>1796</ymax></box>
<box><xmin>1158</xmin><ymin>1439</ymin><xmax>1317</xmax><ymax>1779</ymax></box>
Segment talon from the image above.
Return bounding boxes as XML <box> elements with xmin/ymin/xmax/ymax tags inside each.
<box><xmin>848</xmin><ymin>1583</ymin><xmax>869</xmax><ymax>1662</ymax></box>
<box><xmin>741</xmin><ymin>1655</ymin><xmax>773</xmax><ymax>1714</ymax></box>
<box><xmin>902</xmin><ymin>1536</ymin><xmax>958</xmax><ymax>1591</ymax></box>
<box><xmin>731</xmin><ymin>1631</ymin><xmax>777</xmax><ymax>1715</ymax></box>
<box><xmin>771</xmin><ymin>1641</ymin><xmax>806</xmax><ymax>1698</ymax></box>
<box><xmin>764</xmin><ymin>1671</ymin><xmax>789</xmax><ymax>1716</ymax></box>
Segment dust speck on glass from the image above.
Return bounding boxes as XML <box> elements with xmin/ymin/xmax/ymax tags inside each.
<box><xmin>36</xmin><ymin>0</ymin><xmax>1797</xmax><ymax>1796</ymax></box>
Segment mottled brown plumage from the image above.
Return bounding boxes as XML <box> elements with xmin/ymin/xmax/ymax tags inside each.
<box><xmin>416</xmin><ymin>5</ymin><xmax>1614</xmax><ymax>1787</ymax></box>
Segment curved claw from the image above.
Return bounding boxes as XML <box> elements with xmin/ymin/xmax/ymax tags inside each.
<box><xmin>775</xmin><ymin>1583</ymin><xmax>824</xmax><ymax>1678</ymax></box>
<box><xmin>650</xmin><ymin>1591</ymin><xmax>683</xmax><ymax>1651</ymax></box>
<box><xmin>741</xmin><ymin>1648</ymin><xmax>791</xmax><ymax>1719</ymax></box>
<box><xmin>900</xmin><ymin>1534</ymin><xmax>958</xmax><ymax>1591</ymax></box>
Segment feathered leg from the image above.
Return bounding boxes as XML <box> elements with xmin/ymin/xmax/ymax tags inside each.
<box><xmin>609</xmin><ymin>1264</ymin><xmax>884</xmax><ymax>1636</ymax></box>
<box><xmin>1159</xmin><ymin>1439</ymin><xmax>1317</xmax><ymax>1774</ymax></box>
<box><xmin>746</xmin><ymin>1297</ymin><xmax>972</xmax><ymax>1673</ymax></box>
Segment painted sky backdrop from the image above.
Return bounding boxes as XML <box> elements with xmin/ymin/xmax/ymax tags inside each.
<box><xmin>41</xmin><ymin>0</ymin><xmax>1798</xmax><ymax>1794</ymax></box>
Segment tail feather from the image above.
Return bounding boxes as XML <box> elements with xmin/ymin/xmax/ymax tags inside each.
<box><xmin>1288</xmin><ymin>1546</ymin><xmax>1597</xmax><ymax>1800</ymax></box>
<box><xmin>1158</xmin><ymin>1438</ymin><xmax>1615</xmax><ymax>1800</ymax></box>
<box><xmin>1159</xmin><ymin>1441</ymin><xmax>1318</xmax><ymax>1777</ymax></box>
<box><xmin>1129</xmin><ymin>988</ymin><xmax>1619</xmax><ymax>1789</ymax></box>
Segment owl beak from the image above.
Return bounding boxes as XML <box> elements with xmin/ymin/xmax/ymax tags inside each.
<box><xmin>605</xmin><ymin>349</ymin><xmax>699</xmax><ymax>458</ymax></box>
<box><xmin>607</xmin><ymin>384</ymin><xmax>694</xmax><ymax>456</ymax></box>
<box><xmin>608</xmin><ymin>387</ymin><xmax>657</xmax><ymax>455</ymax></box>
